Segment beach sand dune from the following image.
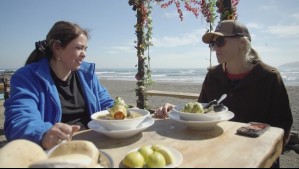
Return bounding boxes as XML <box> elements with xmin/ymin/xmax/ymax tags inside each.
<box><xmin>0</xmin><ymin>80</ymin><xmax>298</xmax><ymax>167</ymax></box>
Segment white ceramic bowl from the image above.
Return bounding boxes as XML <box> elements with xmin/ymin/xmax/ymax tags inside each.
<box><xmin>172</xmin><ymin>103</ymin><xmax>228</xmax><ymax>121</ymax></box>
<box><xmin>169</xmin><ymin>110</ymin><xmax>235</xmax><ymax>130</ymax></box>
<box><xmin>90</xmin><ymin>108</ymin><xmax>150</xmax><ymax>131</ymax></box>
<box><xmin>88</xmin><ymin>116</ymin><xmax>154</xmax><ymax>139</ymax></box>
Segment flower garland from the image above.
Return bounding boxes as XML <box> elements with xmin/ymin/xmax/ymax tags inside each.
<box><xmin>143</xmin><ymin>2</ymin><xmax>154</xmax><ymax>87</ymax></box>
<box><xmin>156</xmin><ymin>0</ymin><xmax>201</xmax><ymax>21</ymax></box>
<box><xmin>129</xmin><ymin>0</ymin><xmax>239</xmax><ymax>108</ymax></box>
<box><xmin>154</xmin><ymin>0</ymin><xmax>239</xmax><ymax>24</ymax></box>
<box><xmin>216</xmin><ymin>0</ymin><xmax>239</xmax><ymax>21</ymax></box>
<box><xmin>129</xmin><ymin>0</ymin><xmax>154</xmax><ymax>109</ymax></box>
<box><xmin>134</xmin><ymin>1</ymin><xmax>153</xmax><ymax>86</ymax></box>
<box><xmin>200</xmin><ymin>0</ymin><xmax>217</xmax><ymax>23</ymax></box>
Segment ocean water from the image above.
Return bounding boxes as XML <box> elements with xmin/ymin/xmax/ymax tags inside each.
<box><xmin>96</xmin><ymin>68</ymin><xmax>207</xmax><ymax>84</ymax></box>
<box><xmin>279</xmin><ymin>67</ymin><xmax>299</xmax><ymax>86</ymax></box>
<box><xmin>1</xmin><ymin>67</ymin><xmax>298</xmax><ymax>87</ymax></box>
<box><xmin>96</xmin><ymin>67</ymin><xmax>299</xmax><ymax>86</ymax></box>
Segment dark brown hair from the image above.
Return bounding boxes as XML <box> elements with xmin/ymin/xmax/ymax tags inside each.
<box><xmin>25</xmin><ymin>21</ymin><xmax>89</xmax><ymax>65</ymax></box>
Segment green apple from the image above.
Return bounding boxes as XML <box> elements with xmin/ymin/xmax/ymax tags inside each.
<box><xmin>138</xmin><ymin>145</ymin><xmax>154</xmax><ymax>160</ymax></box>
<box><xmin>146</xmin><ymin>152</ymin><xmax>166</xmax><ymax>168</ymax></box>
<box><xmin>123</xmin><ymin>151</ymin><xmax>145</xmax><ymax>168</ymax></box>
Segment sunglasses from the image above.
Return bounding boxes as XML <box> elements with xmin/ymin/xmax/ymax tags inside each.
<box><xmin>209</xmin><ymin>36</ymin><xmax>242</xmax><ymax>51</ymax></box>
<box><xmin>209</xmin><ymin>37</ymin><xmax>226</xmax><ymax>49</ymax></box>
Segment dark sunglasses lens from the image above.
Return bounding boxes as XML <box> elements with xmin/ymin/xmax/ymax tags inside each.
<box><xmin>215</xmin><ymin>37</ymin><xmax>225</xmax><ymax>47</ymax></box>
<box><xmin>209</xmin><ymin>41</ymin><xmax>215</xmax><ymax>48</ymax></box>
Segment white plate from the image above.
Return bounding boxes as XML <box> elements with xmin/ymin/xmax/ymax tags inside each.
<box><xmin>169</xmin><ymin>110</ymin><xmax>234</xmax><ymax>130</ymax></box>
<box><xmin>124</xmin><ymin>145</ymin><xmax>183</xmax><ymax>168</ymax></box>
<box><xmin>88</xmin><ymin>116</ymin><xmax>154</xmax><ymax>139</ymax></box>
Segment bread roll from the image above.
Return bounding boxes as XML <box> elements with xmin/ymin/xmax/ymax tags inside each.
<box><xmin>29</xmin><ymin>154</ymin><xmax>94</xmax><ymax>168</ymax></box>
<box><xmin>48</xmin><ymin>140</ymin><xmax>100</xmax><ymax>167</ymax></box>
<box><xmin>0</xmin><ymin>139</ymin><xmax>48</xmax><ymax>168</ymax></box>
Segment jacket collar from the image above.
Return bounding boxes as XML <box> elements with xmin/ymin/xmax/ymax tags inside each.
<box><xmin>209</xmin><ymin>61</ymin><xmax>277</xmax><ymax>88</ymax></box>
<box><xmin>34</xmin><ymin>58</ymin><xmax>95</xmax><ymax>81</ymax></box>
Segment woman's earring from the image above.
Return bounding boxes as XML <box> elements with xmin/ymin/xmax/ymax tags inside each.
<box><xmin>57</xmin><ymin>57</ymin><xmax>61</xmax><ymax>61</ymax></box>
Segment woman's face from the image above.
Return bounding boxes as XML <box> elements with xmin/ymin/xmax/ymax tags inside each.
<box><xmin>212</xmin><ymin>36</ymin><xmax>241</xmax><ymax>64</ymax></box>
<box><xmin>57</xmin><ymin>34</ymin><xmax>88</xmax><ymax>71</ymax></box>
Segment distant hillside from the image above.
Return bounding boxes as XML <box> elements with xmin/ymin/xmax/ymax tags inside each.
<box><xmin>279</xmin><ymin>61</ymin><xmax>299</xmax><ymax>68</ymax></box>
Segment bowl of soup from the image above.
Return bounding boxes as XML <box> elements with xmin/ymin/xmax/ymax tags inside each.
<box><xmin>91</xmin><ymin>108</ymin><xmax>150</xmax><ymax>131</ymax></box>
<box><xmin>171</xmin><ymin>103</ymin><xmax>228</xmax><ymax>121</ymax></box>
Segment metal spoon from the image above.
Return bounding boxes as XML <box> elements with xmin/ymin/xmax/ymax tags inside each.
<box><xmin>203</xmin><ymin>94</ymin><xmax>227</xmax><ymax>109</ymax></box>
<box><xmin>217</xmin><ymin>94</ymin><xmax>227</xmax><ymax>104</ymax></box>
<box><xmin>203</xmin><ymin>100</ymin><xmax>217</xmax><ymax>109</ymax></box>
<box><xmin>127</xmin><ymin>109</ymin><xmax>132</xmax><ymax>118</ymax></box>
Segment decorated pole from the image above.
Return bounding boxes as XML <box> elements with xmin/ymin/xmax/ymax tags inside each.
<box><xmin>135</xmin><ymin>1</ymin><xmax>146</xmax><ymax>109</ymax></box>
<box><xmin>216</xmin><ymin>0</ymin><xmax>239</xmax><ymax>21</ymax></box>
<box><xmin>129</xmin><ymin>0</ymin><xmax>147</xmax><ymax>109</ymax></box>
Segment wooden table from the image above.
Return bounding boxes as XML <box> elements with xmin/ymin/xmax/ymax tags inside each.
<box><xmin>73</xmin><ymin>118</ymin><xmax>283</xmax><ymax>168</ymax></box>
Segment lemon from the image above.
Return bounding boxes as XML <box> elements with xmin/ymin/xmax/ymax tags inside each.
<box><xmin>146</xmin><ymin>152</ymin><xmax>166</xmax><ymax>168</ymax></box>
<box><xmin>123</xmin><ymin>151</ymin><xmax>145</xmax><ymax>168</ymax></box>
<box><xmin>138</xmin><ymin>145</ymin><xmax>154</xmax><ymax>161</ymax></box>
<box><xmin>156</xmin><ymin>147</ymin><xmax>174</xmax><ymax>165</ymax></box>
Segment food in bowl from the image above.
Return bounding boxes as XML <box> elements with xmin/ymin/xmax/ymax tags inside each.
<box><xmin>109</xmin><ymin>97</ymin><xmax>128</xmax><ymax>120</ymax></box>
<box><xmin>91</xmin><ymin>97</ymin><xmax>150</xmax><ymax>130</ymax></box>
<box><xmin>96</xmin><ymin>110</ymin><xmax>143</xmax><ymax>120</ymax></box>
<box><xmin>98</xmin><ymin>97</ymin><xmax>144</xmax><ymax>120</ymax></box>
<box><xmin>181</xmin><ymin>102</ymin><xmax>225</xmax><ymax>114</ymax></box>
<box><xmin>91</xmin><ymin>108</ymin><xmax>150</xmax><ymax>131</ymax></box>
<box><xmin>182</xmin><ymin>102</ymin><xmax>205</xmax><ymax>113</ymax></box>
<box><xmin>172</xmin><ymin>102</ymin><xmax>228</xmax><ymax>121</ymax></box>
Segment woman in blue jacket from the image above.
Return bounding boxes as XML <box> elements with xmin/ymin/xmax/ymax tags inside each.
<box><xmin>4</xmin><ymin>21</ymin><xmax>114</xmax><ymax>149</ymax></box>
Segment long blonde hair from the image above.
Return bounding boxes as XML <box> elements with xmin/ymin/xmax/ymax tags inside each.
<box><xmin>241</xmin><ymin>37</ymin><xmax>260</xmax><ymax>64</ymax></box>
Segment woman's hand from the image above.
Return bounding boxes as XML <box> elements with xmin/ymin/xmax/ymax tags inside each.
<box><xmin>155</xmin><ymin>103</ymin><xmax>174</xmax><ymax>119</ymax></box>
<box><xmin>41</xmin><ymin>123</ymin><xmax>80</xmax><ymax>150</ymax></box>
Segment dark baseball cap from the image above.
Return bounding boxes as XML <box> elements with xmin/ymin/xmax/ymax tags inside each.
<box><xmin>202</xmin><ymin>20</ymin><xmax>251</xmax><ymax>43</ymax></box>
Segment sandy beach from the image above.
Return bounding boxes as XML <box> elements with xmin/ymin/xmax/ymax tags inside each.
<box><xmin>0</xmin><ymin>79</ymin><xmax>298</xmax><ymax>167</ymax></box>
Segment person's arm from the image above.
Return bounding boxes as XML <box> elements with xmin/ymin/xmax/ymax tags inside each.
<box><xmin>268</xmin><ymin>74</ymin><xmax>293</xmax><ymax>148</ymax></box>
<box><xmin>155</xmin><ymin>103</ymin><xmax>174</xmax><ymax>119</ymax></box>
<box><xmin>41</xmin><ymin>123</ymin><xmax>80</xmax><ymax>150</ymax></box>
<box><xmin>93</xmin><ymin>74</ymin><xmax>114</xmax><ymax>110</ymax></box>
<box><xmin>4</xmin><ymin>72</ymin><xmax>52</xmax><ymax>144</ymax></box>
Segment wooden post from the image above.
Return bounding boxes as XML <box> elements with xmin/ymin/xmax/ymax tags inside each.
<box><xmin>3</xmin><ymin>73</ymin><xmax>12</xmax><ymax>100</ymax></box>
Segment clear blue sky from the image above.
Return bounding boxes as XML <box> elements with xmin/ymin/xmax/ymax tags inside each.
<box><xmin>0</xmin><ymin>0</ymin><xmax>298</xmax><ymax>69</ymax></box>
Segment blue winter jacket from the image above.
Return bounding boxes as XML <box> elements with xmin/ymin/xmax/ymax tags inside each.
<box><xmin>4</xmin><ymin>58</ymin><xmax>114</xmax><ymax>144</ymax></box>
